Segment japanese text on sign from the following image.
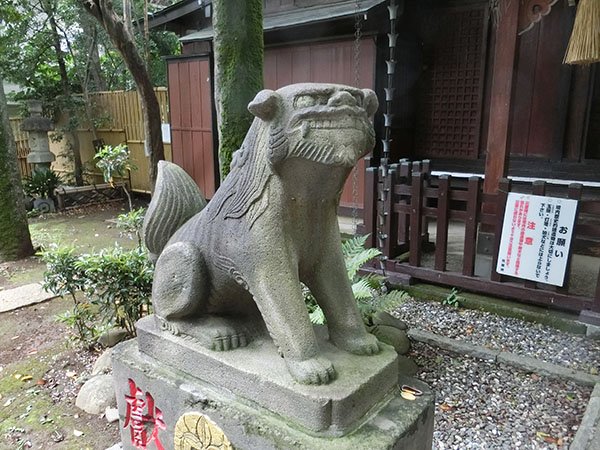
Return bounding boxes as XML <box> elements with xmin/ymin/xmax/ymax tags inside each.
<box><xmin>496</xmin><ymin>193</ymin><xmax>577</xmax><ymax>287</ymax></box>
<box><xmin>124</xmin><ymin>378</ymin><xmax>166</xmax><ymax>450</ymax></box>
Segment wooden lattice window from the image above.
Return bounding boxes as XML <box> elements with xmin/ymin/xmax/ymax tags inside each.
<box><xmin>415</xmin><ymin>4</ymin><xmax>489</xmax><ymax>160</ymax></box>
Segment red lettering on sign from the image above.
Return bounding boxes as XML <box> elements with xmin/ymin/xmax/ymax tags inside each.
<box><xmin>124</xmin><ymin>379</ymin><xmax>166</xmax><ymax>450</ymax></box>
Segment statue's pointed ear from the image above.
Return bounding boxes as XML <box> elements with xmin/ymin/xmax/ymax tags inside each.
<box><xmin>248</xmin><ymin>90</ymin><xmax>281</xmax><ymax>121</ymax></box>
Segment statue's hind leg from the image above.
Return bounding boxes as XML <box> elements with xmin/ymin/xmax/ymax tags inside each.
<box><xmin>152</xmin><ymin>242</ymin><xmax>249</xmax><ymax>350</ymax></box>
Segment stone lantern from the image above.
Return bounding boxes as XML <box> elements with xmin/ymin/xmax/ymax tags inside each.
<box><xmin>20</xmin><ymin>100</ymin><xmax>55</xmax><ymax>171</ymax></box>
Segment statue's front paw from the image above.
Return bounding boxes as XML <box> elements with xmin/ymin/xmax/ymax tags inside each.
<box><xmin>286</xmin><ymin>356</ymin><xmax>336</xmax><ymax>385</ymax></box>
<box><xmin>331</xmin><ymin>331</ymin><xmax>381</xmax><ymax>356</ymax></box>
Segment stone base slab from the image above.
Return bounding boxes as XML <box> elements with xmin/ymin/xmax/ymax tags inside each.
<box><xmin>112</xmin><ymin>339</ymin><xmax>434</xmax><ymax>450</ymax></box>
<box><xmin>135</xmin><ymin>315</ymin><xmax>400</xmax><ymax>436</ymax></box>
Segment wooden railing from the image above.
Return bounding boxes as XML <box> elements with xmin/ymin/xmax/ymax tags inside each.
<box><xmin>360</xmin><ymin>159</ymin><xmax>600</xmax><ymax>323</ymax></box>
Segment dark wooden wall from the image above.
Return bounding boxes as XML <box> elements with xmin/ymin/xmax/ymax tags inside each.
<box><xmin>509</xmin><ymin>0</ymin><xmax>574</xmax><ymax>160</ymax></box>
<box><xmin>167</xmin><ymin>57</ymin><xmax>217</xmax><ymax>198</ymax></box>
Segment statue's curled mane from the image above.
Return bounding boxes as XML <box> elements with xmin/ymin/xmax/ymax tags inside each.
<box><xmin>206</xmin><ymin>119</ymin><xmax>274</xmax><ymax>227</ymax></box>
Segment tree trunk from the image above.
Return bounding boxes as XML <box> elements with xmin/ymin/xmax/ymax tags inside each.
<box><xmin>43</xmin><ymin>0</ymin><xmax>84</xmax><ymax>186</ymax></box>
<box><xmin>82</xmin><ymin>0</ymin><xmax>164</xmax><ymax>191</ymax></box>
<box><xmin>213</xmin><ymin>0</ymin><xmax>264</xmax><ymax>180</ymax></box>
<box><xmin>81</xmin><ymin>19</ymin><xmax>108</xmax><ymax>92</ymax></box>
<box><xmin>0</xmin><ymin>71</ymin><xmax>34</xmax><ymax>262</ymax></box>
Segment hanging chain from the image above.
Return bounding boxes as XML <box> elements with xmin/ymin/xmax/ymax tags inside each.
<box><xmin>377</xmin><ymin>0</ymin><xmax>399</xmax><ymax>276</ymax></box>
<box><xmin>351</xmin><ymin>0</ymin><xmax>362</xmax><ymax>236</ymax></box>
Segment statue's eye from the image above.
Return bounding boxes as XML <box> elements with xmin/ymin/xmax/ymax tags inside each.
<box><xmin>317</xmin><ymin>95</ymin><xmax>329</xmax><ymax>105</ymax></box>
<box><xmin>353</xmin><ymin>94</ymin><xmax>363</xmax><ymax>107</ymax></box>
<box><xmin>294</xmin><ymin>95</ymin><xmax>317</xmax><ymax>109</ymax></box>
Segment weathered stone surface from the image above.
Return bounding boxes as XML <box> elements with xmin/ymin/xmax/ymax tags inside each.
<box><xmin>369</xmin><ymin>324</ymin><xmax>410</xmax><ymax>355</ymax></box>
<box><xmin>0</xmin><ymin>282</ymin><xmax>56</xmax><ymax>313</ymax></box>
<box><xmin>570</xmin><ymin>383</ymin><xmax>600</xmax><ymax>450</ymax></box>
<box><xmin>142</xmin><ymin>83</ymin><xmax>380</xmax><ymax>385</ymax></box>
<box><xmin>92</xmin><ymin>348</ymin><xmax>113</xmax><ymax>375</ymax></box>
<box><xmin>373</xmin><ymin>311</ymin><xmax>408</xmax><ymax>330</ymax></box>
<box><xmin>497</xmin><ymin>351</ymin><xmax>600</xmax><ymax>386</ymax></box>
<box><xmin>136</xmin><ymin>315</ymin><xmax>398</xmax><ymax>436</ymax></box>
<box><xmin>397</xmin><ymin>355</ymin><xmax>419</xmax><ymax>376</ymax></box>
<box><xmin>75</xmin><ymin>374</ymin><xmax>116</xmax><ymax>415</ymax></box>
<box><xmin>98</xmin><ymin>328</ymin><xmax>129</xmax><ymax>347</ymax></box>
<box><xmin>408</xmin><ymin>328</ymin><xmax>500</xmax><ymax>362</ymax></box>
<box><xmin>112</xmin><ymin>339</ymin><xmax>434</xmax><ymax>450</ymax></box>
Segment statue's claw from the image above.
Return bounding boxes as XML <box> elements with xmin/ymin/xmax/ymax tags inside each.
<box><xmin>330</xmin><ymin>331</ymin><xmax>381</xmax><ymax>356</ymax></box>
<box><xmin>286</xmin><ymin>356</ymin><xmax>336</xmax><ymax>385</ymax></box>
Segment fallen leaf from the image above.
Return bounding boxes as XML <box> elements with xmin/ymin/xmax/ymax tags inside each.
<box><xmin>590</xmin><ymin>368</ymin><xmax>598</xmax><ymax>375</ymax></box>
<box><xmin>73</xmin><ymin>429</ymin><xmax>84</xmax><ymax>437</ymax></box>
<box><xmin>27</xmin><ymin>350</ymin><xmax>37</xmax><ymax>355</ymax></box>
<box><xmin>20</xmin><ymin>375</ymin><xmax>33</xmax><ymax>382</ymax></box>
<box><xmin>37</xmin><ymin>379</ymin><xmax>46</xmax><ymax>386</ymax></box>
<box><xmin>440</xmin><ymin>403</ymin><xmax>452</xmax><ymax>411</ymax></box>
<box><xmin>466</xmin><ymin>326</ymin><xmax>473</xmax><ymax>334</ymax></box>
<box><xmin>531</xmin><ymin>374</ymin><xmax>539</xmax><ymax>381</ymax></box>
<box><xmin>557</xmin><ymin>438</ymin><xmax>563</xmax><ymax>446</ymax></box>
<box><xmin>11</xmin><ymin>335</ymin><xmax>20</xmax><ymax>340</ymax></box>
<box><xmin>3</xmin><ymin>398</ymin><xmax>13</xmax><ymax>407</ymax></box>
<box><xmin>14</xmin><ymin>373</ymin><xmax>22</xmax><ymax>380</ymax></box>
<box><xmin>536</xmin><ymin>431</ymin><xmax>558</xmax><ymax>444</ymax></box>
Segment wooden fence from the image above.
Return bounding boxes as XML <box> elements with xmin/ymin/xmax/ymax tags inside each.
<box><xmin>360</xmin><ymin>158</ymin><xmax>600</xmax><ymax>324</ymax></box>
<box><xmin>12</xmin><ymin>87</ymin><xmax>172</xmax><ymax>192</ymax></box>
<box><xmin>10</xmin><ymin>117</ymin><xmax>33</xmax><ymax>178</ymax></box>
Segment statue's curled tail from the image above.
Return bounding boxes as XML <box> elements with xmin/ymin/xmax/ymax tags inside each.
<box><xmin>143</xmin><ymin>161</ymin><xmax>207</xmax><ymax>261</ymax></box>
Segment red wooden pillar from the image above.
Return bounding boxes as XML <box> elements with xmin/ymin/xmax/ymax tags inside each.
<box><xmin>482</xmin><ymin>0</ymin><xmax>521</xmax><ymax>196</ymax></box>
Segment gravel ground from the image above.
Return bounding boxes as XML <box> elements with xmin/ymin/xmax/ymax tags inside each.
<box><xmin>393</xmin><ymin>298</ymin><xmax>600</xmax><ymax>374</ymax></box>
<box><xmin>410</xmin><ymin>342</ymin><xmax>592</xmax><ymax>450</ymax></box>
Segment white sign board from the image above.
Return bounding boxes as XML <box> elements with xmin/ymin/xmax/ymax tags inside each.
<box><xmin>496</xmin><ymin>193</ymin><xmax>578</xmax><ymax>287</ymax></box>
<box><xmin>161</xmin><ymin>123</ymin><xmax>171</xmax><ymax>144</ymax></box>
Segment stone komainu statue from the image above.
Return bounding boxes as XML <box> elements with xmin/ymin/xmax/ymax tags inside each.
<box><xmin>143</xmin><ymin>83</ymin><xmax>379</xmax><ymax>385</ymax></box>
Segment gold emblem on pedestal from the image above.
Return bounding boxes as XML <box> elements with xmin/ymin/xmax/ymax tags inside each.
<box><xmin>174</xmin><ymin>412</ymin><xmax>233</xmax><ymax>450</ymax></box>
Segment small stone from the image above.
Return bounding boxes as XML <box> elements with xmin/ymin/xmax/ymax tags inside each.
<box><xmin>92</xmin><ymin>348</ymin><xmax>113</xmax><ymax>375</ymax></box>
<box><xmin>370</xmin><ymin>325</ymin><xmax>410</xmax><ymax>354</ymax></box>
<box><xmin>98</xmin><ymin>328</ymin><xmax>129</xmax><ymax>347</ymax></box>
<box><xmin>75</xmin><ymin>374</ymin><xmax>116</xmax><ymax>415</ymax></box>
<box><xmin>105</xmin><ymin>406</ymin><xmax>119</xmax><ymax>423</ymax></box>
<box><xmin>373</xmin><ymin>311</ymin><xmax>408</xmax><ymax>330</ymax></box>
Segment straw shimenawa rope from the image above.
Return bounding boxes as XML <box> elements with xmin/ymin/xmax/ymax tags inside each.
<box><xmin>564</xmin><ymin>0</ymin><xmax>600</xmax><ymax>65</ymax></box>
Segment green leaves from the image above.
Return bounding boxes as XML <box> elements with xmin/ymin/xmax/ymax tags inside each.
<box><xmin>22</xmin><ymin>167</ymin><xmax>62</xmax><ymax>198</ymax></box>
<box><xmin>40</xmin><ymin>243</ymin><xmax>154</xmax><ymax>343</ymax></box>
<box><xmin>342</xmin><ymin>234</ymin><xmax>382</xmax><ymax>280</ymax></box>
<box><xmin>304</xmin><ymin>234</ymin><xmax>410</xmax><ymax>326</ymax></box>
<box><xmin>94</xmin><ymin>143</ymin><xmax>135</xmax><ymax>185</ymax></box>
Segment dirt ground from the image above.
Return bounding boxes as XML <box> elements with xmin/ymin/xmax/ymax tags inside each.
<box><xmin>0</xmin><ymin>201</ymin><xmax>146</xmax><ymax>450</ymax></box>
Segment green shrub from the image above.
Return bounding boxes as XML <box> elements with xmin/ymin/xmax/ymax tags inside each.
<box><xmin>116</xmin><ymin>207</ymin><xmax>146</xmax><ymax>246</ymax></box>
<box><xmin>22</xmin><ymin>168</ymin><xmax>62</xmax><ymax>198</ymax></box>
<box><xmin>76</xmin><ymin>245</ymin><xmax>153</xmax><ymax>337</ymax></box>
<box><xmin>305</xmin><ymin>235</ymin><xmax>410</xmax><ymax>326</ymax></box>
<box><xmin>39</xmin><ymin>245</ymin><xmax>99</xmax><ymax>346</ymax></box>
<box><xmin>40</xmin><ymin>244</ymin><xmax>154</xmax><ymax>343</ymax></box>
<box><xmin>95</xmin><ymin>144</ymin><xmax>136</xmax><ymax>211</ymax></box>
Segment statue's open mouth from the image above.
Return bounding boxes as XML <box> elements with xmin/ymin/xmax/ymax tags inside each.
<box><xmin>289</xmin><ymin>106</ymin><xmax>375</xmax><ymax>139</ymax></box>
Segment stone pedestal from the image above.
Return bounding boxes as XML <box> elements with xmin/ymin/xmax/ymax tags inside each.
<box><xmin>112</xmin><ymin>316</ymin><xmax>434</xmax><ymax>450</ymax></box>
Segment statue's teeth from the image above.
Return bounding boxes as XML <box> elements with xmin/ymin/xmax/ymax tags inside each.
<box><xmin>302</xmin><ymin>121</ymin><xmax>309</xmax><ymax>138</ymax></box>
